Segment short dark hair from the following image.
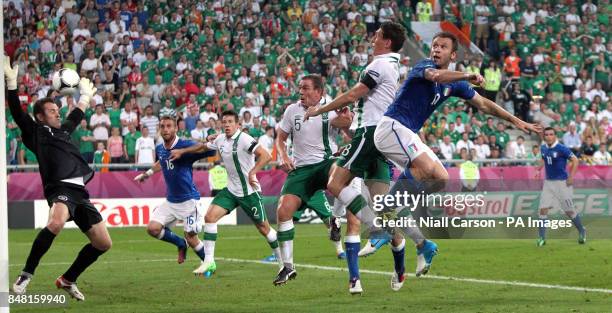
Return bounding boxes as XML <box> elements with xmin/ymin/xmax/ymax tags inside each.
<box><xmin>33</xmin><ymin>98</ymin><xmax>57</xmax><ymax>122</ymax></box>
<box><xmin>380</xmin><ymin>22</ymin><xmax>407</xmax><ymax>52</ymax></box>
<box><xmin>301</xmin><ymin>74</ymin><xmax>324</xmax><ymax>90</ymax></box>
<box><xmin>160</xmin><ymin>115</ymin><xmax>177</xmax><ymax>124</ymax></box>
<box><xmin>543</xmin><ymin>127</ymin><xmax>555</xmax><ymax>133</ymax></box>
<box><xmin>432</xmin><ymin>31</ymin><xmax>459</xmax><ymax>52</ymax></box>
<box><xmin>222</xmin><ymin>110</ymin><xmax>239</xmax><ymax>122</ymax></box>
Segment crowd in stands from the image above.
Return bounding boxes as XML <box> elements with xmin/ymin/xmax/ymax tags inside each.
<box><xmin>3</xmin><ymin>0</ymin><xmax>611</xmax><ymax>171</ymax></box>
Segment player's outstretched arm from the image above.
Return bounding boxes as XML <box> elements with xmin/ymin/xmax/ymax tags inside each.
<box><xmin>467</xmin><ymin>93</ymin><xmax>543</xmax><ymax>134</ymax></box>
<box><xmin>169</xmin><ymin>142</ymin><xmax>210</xmax><ymax>161</ymax></box>
<box><xmin>424</xmin><ymin>68</ymin><xmax>485</xmax><ymax>86</ymax></box>
<box><xmin>249</xmin><ymin>145</ymin><xmax>272</xmax><ymax>188</ymax></box>
<box><xmin>304</xmin><ymin>83</ymin><xmax>370</xmax><ymax>120</ymax></box>
<box><xmin>330</xmin><ymin>108</ymin><xmax>353</xmax><ymax>129</ymax></box>
<box><xmin>76</xmin><ymin>78</ymin><xmax>97</xmax><ymax>113</ymax></box>
<box><xmin>275</xmin><ymin>129</ymin><xmax>295</xmax><ymax>172</ymax></box>
<box><xmin>4</xmin><ymin>56</ymin><xmax>36</xmax><ymax>138</ymax></box>
<box><xmin>134</xmin><ymin>161</ymin><xmax>161</xmax><ymax>182</ymax></box>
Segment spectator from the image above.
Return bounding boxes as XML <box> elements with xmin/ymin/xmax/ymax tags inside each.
<box><xmin>474</xmin><ymin>0</ymin><xmax>490</xmax><ymax>51</ymax></box>
<box><xmin>494</xmin><ymin>123</ymin><xmax>510</xmax><ymax>150</ymax></box>
<box><xmin>73</xmin><ymin>119</ymin><xmax>95</xmax><ymax>163</ymax></box>
<box><xmin>560</xmin><ymin>60</ymin><xmax>578</xmax><ymax>95</ymax></box>
<box><xmin>134</xmin><ymin>127</ymin><xmax>155</xmax><ymax>165</ymax></box>
<box><xmin>107</xmin><ymin>127</ymin><xmax>124</xmax><ymax>164</ymax></box>
<box><xmin>593</xmin><ymin>144</ymin><xmax>611</xmax><ymax>165</ymax></box>
<box><xmin>90</xmin><ymin>104</ymin><xmax>111</xmax><ymax>141</ymax></box>
<box><xmin>580</xmin><ymin>136</ymin><xmax>597</xmax><ymax>162</ymax></box>
<box><xmin>93</xmin><ymin>141</ymin><xmax>111</xmax><ymax>173</ymax></box>
<box><xmin>123</xmin><ymin>124</ymin><xmax>141</xmax><ymax>163</ymax></box>
<box><xmin>184</xmin><ymin>104</ymin><xmax>200</xmax><ymax>132</ymax></box>
<box><xmin>439</xmin><ymin>135</ymin><xmax>456</xmax><ymax>160</ymax></box>
<box><xmin>506</xmin><ymin>136</ymin><xmax>527</xmax><ymax>159</ymax></box>
<box><xmin>416</xmin><ymin>0</ymin><xmax>433</xmax><ymax>22</ymax></box>
<box><xmin>474</xmin><ymin>135</ymin><xmax>491</xmax><ymax>160</ymax></box>
<box><xmin>159</xmin><ymin>99</ymin><xmax>177</xmax><ymax>118</ymax></box>
<box><xmin>483</xmin><ymin>62</ymin><xmax>501</xmax><ymax>101</ymax></box>
<box><xmin>258</xmin><ymin>126</ymin><xmax>275</xmax><ymax>154</ymax></box>
<box><xmin>190</xmin><ymin>120</ymin><xmax>209</xmax><ymax>142</ymax></box>
<box><xmin>562</xmin><ymin>123</ymin><xmax>582</xmax><ymax>155</ymax></box>
<box><xmin>120</xmin><ymin>100</ymin><xmax>138</xmax><ymax>136</ymax></box>
<box><xmin>456</xmin><ymin>132</ymin><xmax>476</xmax><ymax>153</ymax></box>
<box><xmin>140</xmin><ymin>105</ymin><xmax>159</xmax><ymax>138</ymax></box>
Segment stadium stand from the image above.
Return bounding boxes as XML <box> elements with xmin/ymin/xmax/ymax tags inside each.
<box><xmin>4</xmin><ymin>0</ymin><xmax>611</xmax><ymax>170</ymax></box>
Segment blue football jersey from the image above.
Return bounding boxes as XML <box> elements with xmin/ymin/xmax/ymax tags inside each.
<box><xmin>541</xmin><ymin>141</ymin><xmax>574</xmax><ymax>180</ymax></box>
<box><xmin>385</xmin><ymin>58</ymin><xmax>476</xmax><ymax>132</ymax></box>
<box><xmin>156</xmin><ymin>138</ymin><xmax>215</xmax><ymax>203</ymax></box>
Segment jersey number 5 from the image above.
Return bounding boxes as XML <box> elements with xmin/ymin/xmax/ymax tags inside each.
<box><xmin>294</xmin><ymin>116</ymin><xmax>302</xmax><ymax>131</ymax></box>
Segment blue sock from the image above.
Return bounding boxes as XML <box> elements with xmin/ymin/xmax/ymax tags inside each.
<box><xmin>391</xmin><ymin>240</ymin><xmax>406</xmax><ymax>276</ymax></box>
<box><xmin>538</xmin><ymin>217</ymin><xmax>547</xmax><ymax>239</ymax></box>
<box><xmin>345</xmin><ymin>238</ymin><xmax>360</xmax><ymax>280</ymax></box>
<box><xmin>572</xmin><ymin>215</ymin><xmax>585</xmax><ymax>233</ymax></box>
<box><xmin>160</xmin><ymin>227</ymin><xmax>186</xmax><ymax>249</ymax></box>
<box><xmin>193</xmin><ymin>242</ymin><xmax>205</xmax><ymax>261</ymax></box>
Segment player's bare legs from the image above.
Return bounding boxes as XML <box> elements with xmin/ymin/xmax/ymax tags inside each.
<box><xmin>14</xmin><ymin>203</ymin><xmax>70</xmax><ymax>295</ymax></box>
<box><xmin>274</xmin><ymin>194</ymin><xmax>302</xmax><ymax>285</ymax></box>
<box><xmin>327</xmin><ymin>164</ymin><xmax>368</xmax><ymax>293</ymax></box>
<box><xmin>56</xmin><ymin>220</ymin><xmax>111</xmax><ymax>301</ymax></box>
<box><xmin>253</xmin><ymin>220</ymin><xmax>283</xmax><ymax>269</ymax></box>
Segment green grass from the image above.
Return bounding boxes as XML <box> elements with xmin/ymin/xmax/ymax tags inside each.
<box><xmin>8</xmin><ymin>225</ymin><xmax>612</xmax><ymax>313</ymax></box>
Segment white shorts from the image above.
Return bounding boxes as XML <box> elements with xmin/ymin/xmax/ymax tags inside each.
<box><xmin>151</xmin><ymin>199</ymin><xmax>204</xmax><ymax>233</ymax></box>
<box><xmin>374</xmin><ymin>116</ymin><xmax>438</xmax><ymax>171</ymax></box>
<box><xmin>539</xmin><ymin>180</ymin><xmax>575</xmax><ymax>212</ymax></box>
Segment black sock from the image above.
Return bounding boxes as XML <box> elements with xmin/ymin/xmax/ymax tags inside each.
<box><xmin>23</xmin><ymin>227</ymin><xmax>57</xmax><ymax>275</ymax></box>
<box><xmin>63</xmin><ymin>244</ymin><xmax>106</xmax><ymax>282</ymax></box>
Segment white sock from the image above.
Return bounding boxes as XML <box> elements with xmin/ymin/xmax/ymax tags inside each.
<box><xmin>266</xmin><ymin>228</ymin><xmax>278</xmax><ymax>243</ymax></box>
<box><xmin>193</xmin><ymin>241</ymin><xmax>204</xmax><ymax>252</ymax></box>
<box><xmin>156</xmin><ymin>228</ymin><xmax>165</xmax><ymax>240</ymax></box>
<box><xmin>338</xmin><ymin>186</ymin><xmax>360</xmax><ymax>206</ymax></box>
<box><xmin>204</xmin><ymin>223</ymin><xmax>217</xmax><ymax>263</ymax></box>
<box><xmin>344</xmin><ymin>234</ymin><xmax>360</xmax><ymax>244</ymax></box>
<box><xmin>333</xmin><ymin>240</ymin><xmax>344</xmax><ymax>254</ymax></box>
<box><xmin>278</xmin><ymin>220</ymin><xmax>294</xmax><ymax>268</ymax></box>
<box><xmin>391</xmin><ymin>238</ymin><xmax>406</xmax><ymax>251</ymax></box>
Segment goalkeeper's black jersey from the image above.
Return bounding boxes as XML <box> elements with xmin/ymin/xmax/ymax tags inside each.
<box><xmin>7</xmin><ymin>89</ymin><xmax>94</xmax><ymax>197</ymax></box>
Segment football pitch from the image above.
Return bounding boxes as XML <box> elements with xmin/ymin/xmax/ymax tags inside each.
<box><xmin>8</xmin><ymin>225</ymin><xmax>612</xmax><ymax>313</ymax></box>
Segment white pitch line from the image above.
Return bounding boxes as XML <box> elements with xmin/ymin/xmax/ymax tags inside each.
<box><xmin>219</xmin><ymin>257</ymin><xmax>612</xmax><ymax>295</ymax></box>
<box><xmin>9</xmin><ymin>234</ymin><xmax>328</xmax><ymax>245</ymax></box>
<box><xmin>9</xmin><ymin>257</ymin><xmax>612</xmax><ymax>294</ymax></box>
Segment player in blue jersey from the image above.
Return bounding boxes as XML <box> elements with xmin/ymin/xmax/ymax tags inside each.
<box><xmin>134</xmin><ymin>116</ymin><xmax>215</xmax><ymax>271</ymax></box>
<box><xmin>535</xmin><ymin>127</ymin><xmax>585</xmax><ymax>246</ymax></box>
<box><xmin>370</xmin><ymin>32</ymin><xmax>541</xmax><ymax>290</ymax></box>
